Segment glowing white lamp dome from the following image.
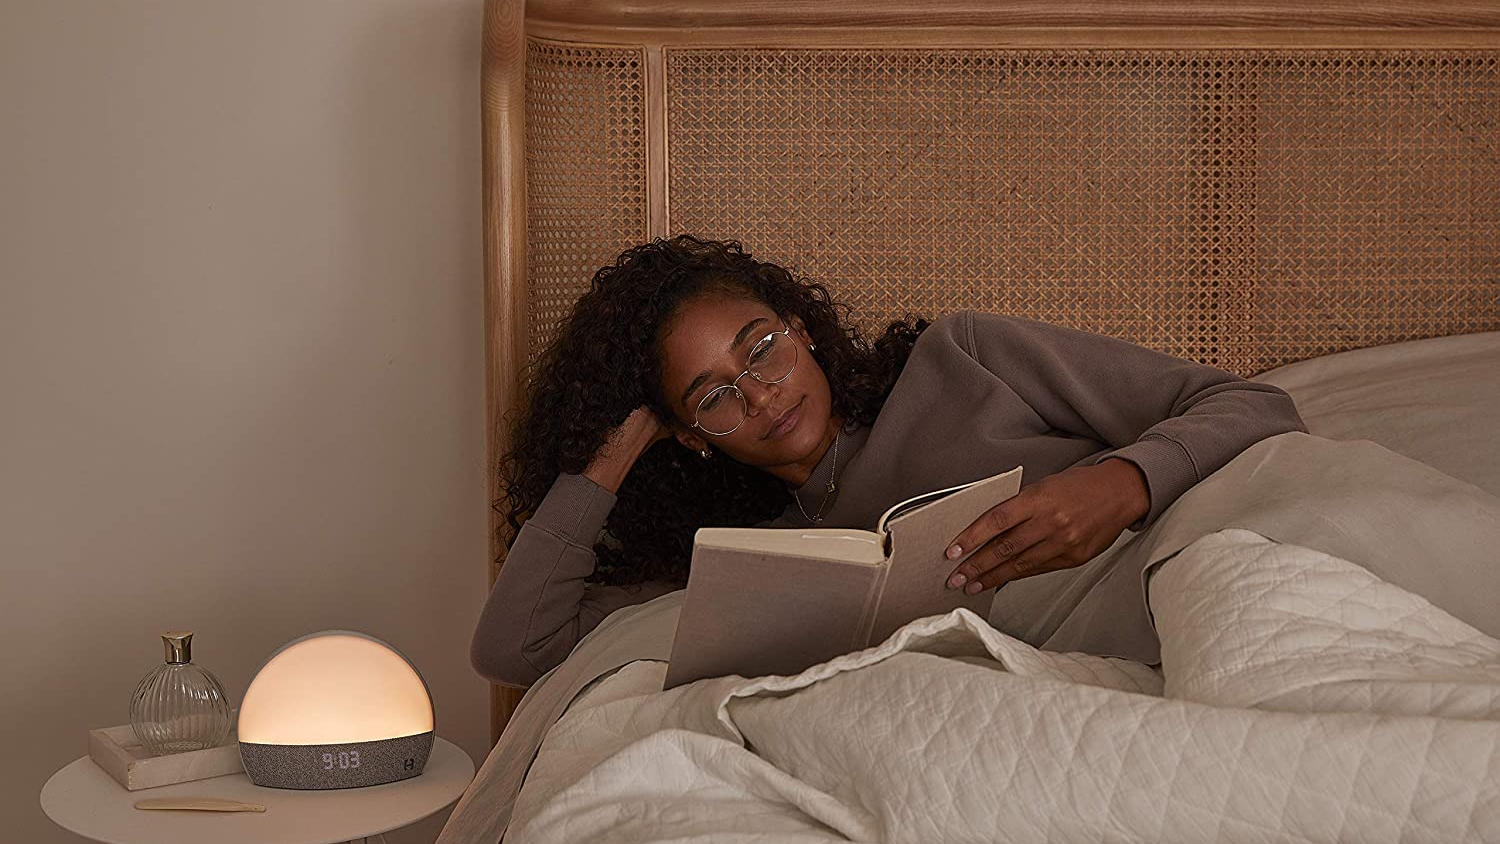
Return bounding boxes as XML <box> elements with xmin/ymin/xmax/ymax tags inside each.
<box><xmin>238</xmin><ymin>630</ymin><xmax>434</xmax><ymax>789</ymax></box>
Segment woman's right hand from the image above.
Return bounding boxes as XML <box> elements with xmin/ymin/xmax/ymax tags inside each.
<box><xmin>616</xmin><ymin>404</ymin><xmax>673</xmax><ymax>448</ymax></box>
<box><xmin>585</xmin><ymin>405</ymin><xmax>673</xmax><ymax>493</ymax></box>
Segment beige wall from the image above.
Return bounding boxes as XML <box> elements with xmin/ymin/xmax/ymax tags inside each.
<box><xmin>0</xmin><ymin>1</ymin><xmax>490</xmax><ymax>841</ymax></box>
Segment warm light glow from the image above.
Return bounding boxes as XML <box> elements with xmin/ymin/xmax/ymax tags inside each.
<box><xmin>238</xmin><ymin>631</ymin><xmax>433</xmax><ymax>745</ymax></box>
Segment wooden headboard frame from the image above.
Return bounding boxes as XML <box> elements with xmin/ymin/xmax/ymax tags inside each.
<box><xmin>482</xmin><ymin>0</ymin><xmax>1500</xmax><ymax>742</ymax></box>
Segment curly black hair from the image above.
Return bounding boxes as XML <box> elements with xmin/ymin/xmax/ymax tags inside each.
<box><xmin>495</xmin><ymin>235</ymin><xmax>932</xmax><ymax>588</ymax></box>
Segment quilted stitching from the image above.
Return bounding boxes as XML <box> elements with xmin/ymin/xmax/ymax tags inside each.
<box><xmin>505</xmin><ymin>529</ymin><xmax>1500</xmax><ymax>843</ymax></box>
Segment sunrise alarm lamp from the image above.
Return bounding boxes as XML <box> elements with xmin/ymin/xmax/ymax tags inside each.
<box><xmin>237</xmin><ymin>630</ymin><xmax>434</xmax><ymax>789</ymax></box>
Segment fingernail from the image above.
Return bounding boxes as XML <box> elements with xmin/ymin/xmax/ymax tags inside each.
<box><xmin>965</xmin><ymin>582</ymin><xmax>983</xmax><ymax>595</ymax></box>
<box><xmin>946</xmin><ymin>545</ymin><xmax>962</xmax><ymax>560</ymax></box>
<box><xmin>947</xmin><ymin>573</ymin><xmax>966</xmax><ymax>589</ymax></box>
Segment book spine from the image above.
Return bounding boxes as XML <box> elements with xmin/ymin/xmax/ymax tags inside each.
<box><xmin>854</xmin><ymin>561</ymin><xmax>890</xmax><ymax>649</ymax></box>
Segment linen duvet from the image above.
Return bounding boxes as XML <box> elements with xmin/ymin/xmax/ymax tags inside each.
<box><xmin>439</xmin><ymin>432</ymin><xmax>1500</xmax><ymax>844</ymax></box>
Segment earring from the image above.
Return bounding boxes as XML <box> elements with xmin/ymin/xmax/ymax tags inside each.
<box><xmin>700</xmin><ymin>448</ymin><xmax>711</xmax><ymax>459</ymax></box>
<box><xmin>809</xmin><ymin>342</ymin><xmax>816</xmax><ymax>350</ymax></box>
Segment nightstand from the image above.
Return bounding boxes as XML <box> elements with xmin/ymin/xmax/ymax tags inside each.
<box><xmin>41</xmin><ymin>736</ymin><xmax>474</xmax><ymax>844</ymax></box>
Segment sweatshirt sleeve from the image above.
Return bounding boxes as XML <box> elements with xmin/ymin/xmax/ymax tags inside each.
<box><xmin>470</xmin><ymin>471</ymin><xmax>682</xmax><ymax>688</ymax></box>
<box><xmin>962</xmin><ymin>309</ymin><xmax>1308</xmax><ymax>530</ymax></box>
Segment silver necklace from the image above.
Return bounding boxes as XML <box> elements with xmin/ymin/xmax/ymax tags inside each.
<box><xmin>793</xmin><ymin>427</ymin><xmax>840</xmax><ymax>524</ymax></box>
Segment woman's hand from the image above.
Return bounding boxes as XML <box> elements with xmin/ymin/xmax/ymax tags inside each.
<box><xmin>584</xmin><ymin>405</ymin><xmax>673</xmax><ymax>494</ymax></box>
<box><xmin>943</xmin><ymin>459</ymin><xmax>1151</xmax><ymax>594</ymax></box>
<box><xmin>598</xmin><ymin>405</ymin><xmax>672</xmax><ymax>456</ymax></box>
<box><xmin>622</xmin><ymin>404</ymin><xmax>673</xmax><ymax>447</ymax></box>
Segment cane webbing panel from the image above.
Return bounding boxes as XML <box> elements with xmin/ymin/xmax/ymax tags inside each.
<box><xmin>666</xmin><ymin>50</ymin><xmax>1500</xmax><ymax>376</ymax></box>
<box><xmin>525</xmin><ymin>41</ymin><xmax>647</xmax><ymax>364</ymax></box>
<box><xmin>1253</xmin><ymin>54</ymin><xmax>1500</xmax><ymax>373</ymax></box>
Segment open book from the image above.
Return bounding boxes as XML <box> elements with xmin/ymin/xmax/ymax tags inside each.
<box><xmin>663</xmin><ymin>465</ymin><xmax>1023</xmax><ymax>689</ymax></box>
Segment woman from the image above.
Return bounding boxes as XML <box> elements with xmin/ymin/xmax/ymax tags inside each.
<box><xmin>472</xmin><ymin>235</ymin><xmax>1307</xmax><ymax>687</ymax></box>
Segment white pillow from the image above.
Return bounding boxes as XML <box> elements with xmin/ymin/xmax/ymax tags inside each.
<box><xmin>1251</xmin><ymin>331</ymin><xmax>1500</xmax><ymax>499</ymax></box>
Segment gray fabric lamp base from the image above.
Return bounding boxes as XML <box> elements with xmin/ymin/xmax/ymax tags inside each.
<box><xmin>239</xmin><ymin>731</ymin><xmax>434</xmax><ymax>789</ymax></box>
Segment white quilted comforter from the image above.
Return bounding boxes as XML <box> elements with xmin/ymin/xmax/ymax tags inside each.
<box><xmin>504</xmin><ymin>528</ymin><xmax>1500</xmax><ymax>843</ymax></box>
<box><xmin>438</xmin><ymin>434</ymin><xmax>1500</xmax><ymax>844</ymax></box>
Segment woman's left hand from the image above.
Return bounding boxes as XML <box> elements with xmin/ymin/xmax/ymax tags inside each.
<box><xmin>944</xmin><ymin>459</ymin><xmax>1151</xmax><ymax>594</ymax></box>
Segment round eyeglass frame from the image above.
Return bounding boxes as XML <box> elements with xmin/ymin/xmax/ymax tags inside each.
<box><xmin>690</xmin><ymin>323</ymin><xmax>800</xmax><ymax>436</ymax></box>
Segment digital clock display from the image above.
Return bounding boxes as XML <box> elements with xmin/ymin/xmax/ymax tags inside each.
<box><xmin>321</xmin><ymin>749</ymin><xmax>362</xmax><ymax>771</ymax></box>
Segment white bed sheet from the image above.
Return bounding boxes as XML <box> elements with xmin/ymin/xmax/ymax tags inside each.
<box><xmin>1251</xmin><ymin>330</ymin><xmax>1500</xmax><ymax>498</ymax></box>
<box><xmin>505</xmin><ymin>527</ymin><xmax>1500</xmax><ymax>843</ymax></box>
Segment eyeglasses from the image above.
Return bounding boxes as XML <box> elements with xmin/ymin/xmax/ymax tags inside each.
<box><xmin>690</xmin><ymin>323</ymin><xmax>800</xmax><ymax>436</ymax></box>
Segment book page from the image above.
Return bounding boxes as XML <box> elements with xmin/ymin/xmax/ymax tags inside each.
<box><xmin>876</xmin><ymin>465</ymin><xmax>1024</xmax><ymax>536</ymax></box>
<box><xmin>692</xmin><ymin>526</ymin><xmax>886</xmax><ymax>565</ymax></box>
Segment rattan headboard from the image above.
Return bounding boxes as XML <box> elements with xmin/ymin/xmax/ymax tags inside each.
<box><xmin>482</xmin><ymin>0</ymin><xmax>1500</xmax><ymax>741</ymax></box>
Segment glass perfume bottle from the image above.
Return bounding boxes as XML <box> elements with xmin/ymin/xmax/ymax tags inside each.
<box><xmin>130</xmin><ymin>631</ymin><xmax>232</xmax><ymax>755</ymax></box>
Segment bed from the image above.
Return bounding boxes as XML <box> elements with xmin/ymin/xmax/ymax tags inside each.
<box><xmin>458</xmin><ymin>2</ymin><xmax>1500</xmax><ymax>841</ymax></box>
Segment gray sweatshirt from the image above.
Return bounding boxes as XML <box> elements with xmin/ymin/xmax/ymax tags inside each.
<box><xmin>472</xmin><ymin>309</ymin><xmax>1307</xmax><ymax>687</ymax></box>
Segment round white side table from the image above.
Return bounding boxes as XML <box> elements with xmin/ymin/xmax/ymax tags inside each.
<box><xmin>41</xmin><ymin>736</ymin><xmax>474</xmax><ymax>844</ymax></box>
